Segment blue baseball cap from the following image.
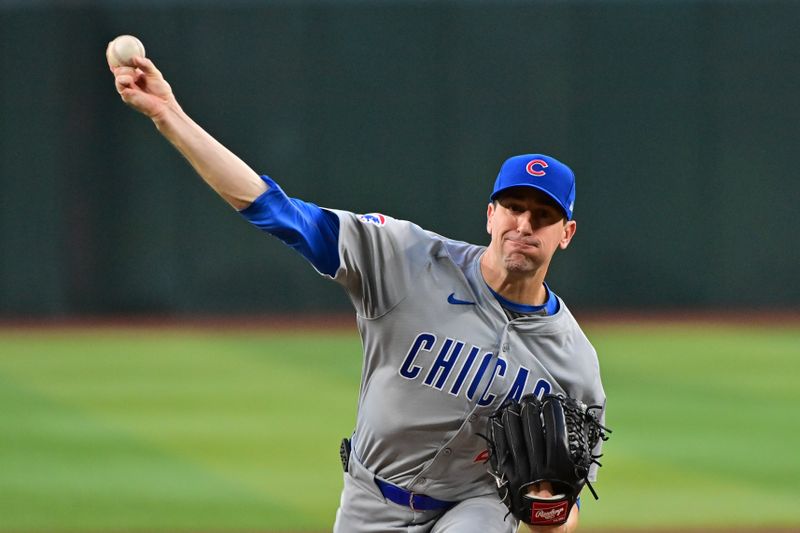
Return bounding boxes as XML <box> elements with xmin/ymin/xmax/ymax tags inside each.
<box><xmin>489</xmin><ymin>154</ymin><xmax>576</xmax><ymax>220</ymax></box>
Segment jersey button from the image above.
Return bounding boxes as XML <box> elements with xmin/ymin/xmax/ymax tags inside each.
<box><xmin>443</xmin><ymin>448</ymin><xmax>452</xmax><ymax>456</ymax></box>
<box><xmin>418</xmin><ymin>477</ymin><xmax>427</xmax><ymax>484</ymax></box>
<box><xmin>468</xmin><ymin>414</ymin><xmax>477</xmax><ymax>422</ymax></box>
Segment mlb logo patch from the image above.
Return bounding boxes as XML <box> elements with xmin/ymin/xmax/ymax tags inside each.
<box><xmin>358</xmin><ymin>213</ymin><xmax>386</xmax><ymax>226</ymax></box>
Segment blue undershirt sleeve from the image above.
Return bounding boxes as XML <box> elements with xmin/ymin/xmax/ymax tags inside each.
<box><xmin>238</xmin><ymin>176</ymin><xmax>341</xmax><ymax>277</ymax></box>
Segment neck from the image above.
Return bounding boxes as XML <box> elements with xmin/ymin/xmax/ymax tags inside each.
<box><xmin>479</xmin><ymin>251</ymin><xmax>550</xmax><ymax>305</ymax></box>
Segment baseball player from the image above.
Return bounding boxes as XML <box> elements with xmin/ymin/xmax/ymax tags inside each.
<box><xmin>108</xmin><ymin>51</ymin><xmax>606</xmax><ymax>533</ymax></box>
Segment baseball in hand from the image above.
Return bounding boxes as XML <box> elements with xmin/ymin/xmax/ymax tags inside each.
<box><xmin>107</xmin><ymin>35</ymin><xmax>146</xmax><ymax>67</ymax></box>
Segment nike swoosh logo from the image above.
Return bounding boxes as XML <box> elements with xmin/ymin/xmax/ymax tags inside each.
<box><xmin>447</xmin><ymin>292</ymin><xmax>476</xmax><ymax>306</ymax></box>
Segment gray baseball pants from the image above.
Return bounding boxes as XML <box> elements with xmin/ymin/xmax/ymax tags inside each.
<box><xmin>333</xmin><ymin>452</ymin><xmax>518</xmax><ymax>533</ymax></box>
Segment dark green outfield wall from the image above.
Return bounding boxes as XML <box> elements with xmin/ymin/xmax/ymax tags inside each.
<box><xmin>1</xmin><ymin>1</ymin><xmax>797</xmax><ymax>316</ymax></box>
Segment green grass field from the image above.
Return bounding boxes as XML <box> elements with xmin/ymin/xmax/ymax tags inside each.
<box><xmin>0</xmin><ymin>322</ymin><xmax>798</xmax><ymax>531</ymax></box>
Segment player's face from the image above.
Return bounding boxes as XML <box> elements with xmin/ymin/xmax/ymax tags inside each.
<box><xmin>486</xmin><ymin>188</ymin><xmax>576</xmax><ymax>274</ymax></box>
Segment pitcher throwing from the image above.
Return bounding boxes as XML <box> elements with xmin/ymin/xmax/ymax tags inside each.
<box><xmin>107</xmin><ymin>42</ymin><xmax>608</xmax><ymax>533</ymax></box>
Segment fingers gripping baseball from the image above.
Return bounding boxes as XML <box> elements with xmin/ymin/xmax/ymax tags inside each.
<box><xmin>106</xmin><ymin>42</ymin><xmax>175</xmax><ymax>120</ymax></box>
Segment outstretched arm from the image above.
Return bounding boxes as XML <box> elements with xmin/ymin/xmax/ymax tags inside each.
<box><xmin>106</xmin><ymin>42</ymin><xmax>267</xmax><ymax>210</ymax></box>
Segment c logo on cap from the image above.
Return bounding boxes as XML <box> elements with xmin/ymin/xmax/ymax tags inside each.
<box><xmin>526</xmin><ymin>159</ymin><xmax>548</xmax><ymax>176</ymax></box>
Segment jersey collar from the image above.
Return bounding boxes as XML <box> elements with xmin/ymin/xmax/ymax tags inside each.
<box><xmin>485</xmin><ymin>282</ymin><xmax>559</xmax><ymax>316</ymax></box>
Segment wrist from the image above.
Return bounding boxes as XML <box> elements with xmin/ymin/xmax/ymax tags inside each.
<box><xmin>525</xmin><ymin>520</ymin><xmax>575</xmax><ymax>533</ymax></box>
<box><xmin>525</xmin><ymin>525</ymin><xmax>569</xmax><ymax>533</ymax></box>
<box><xmin>151</xmin><ymin>99</ymin><xmax>184</xmax><ymax>131</ymax></box>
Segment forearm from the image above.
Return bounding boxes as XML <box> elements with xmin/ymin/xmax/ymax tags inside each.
<box><xmin>152</xmin><ymin>103</ymin><xmax>266</xmax><ymax>211</ymax></box>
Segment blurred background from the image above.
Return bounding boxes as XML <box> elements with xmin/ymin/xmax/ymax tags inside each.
<box><xmin>1</xmin><ymin>1</ymin><xmax>799</xmax><ymax>532</ymax></box>
<box><xmin>2</xmin><ymin>0</ymin><xmax>798</xmax><ymax>318</ymax></box>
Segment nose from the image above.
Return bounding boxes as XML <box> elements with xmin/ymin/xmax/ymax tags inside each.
<box><xmin>516</xmin><ymin>211</ymin><xmax>534</xmax><ymax>234</ymax></box>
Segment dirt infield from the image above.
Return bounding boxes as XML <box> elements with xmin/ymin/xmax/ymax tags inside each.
<box><xmin>272</xmin><ymin>525</ymin><xmax>800</xmax><ymax>533</ymax></box>
<box><xmin>588</xmin><ymin>529</ymin><xmax>799</xmax><ymax>533</ymax></box>
<box><xmin>0</xmin><ymin>313</ymin><xmax>358</xmax><ymax>332</ymax></box>
<box><xmin>554</xmin><ymin>528</ymin><xmax>797</xmax><ymax>533</ymax></box>
<box><xmin>1</xmin><ymin>309</ymin><xmax>798</xmax><ymax>332</ymax></box>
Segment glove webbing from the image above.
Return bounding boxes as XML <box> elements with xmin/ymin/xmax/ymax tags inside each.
<box><xmin>562</xmin><ymin>399</ymin><xmax>611</xmax><ymax>500</ymax></box>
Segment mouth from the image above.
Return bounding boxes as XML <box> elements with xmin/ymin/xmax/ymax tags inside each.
<box><xmin>505</xmin><ymin>237</ymin><xmax>541</xmax><ymax>249</ymax></box>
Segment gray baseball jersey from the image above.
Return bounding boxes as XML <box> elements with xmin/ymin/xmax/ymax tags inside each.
<box><xmin>326</xmin><ymin>210</ymin><xmax>605</xmax><ymax>502</ymax></box>
<box><xmin>241</xmin><ymin>177</ymin><xmax>605</xmax><ymax>530</ymax></box>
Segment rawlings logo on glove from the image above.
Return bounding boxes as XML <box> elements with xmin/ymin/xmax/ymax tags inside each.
<box><xmin>483</xmin><ymin>393</ymin><xmax>610</xmax><ymax>526</ymax></box>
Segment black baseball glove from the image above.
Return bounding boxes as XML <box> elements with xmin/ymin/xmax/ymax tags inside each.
<box><xmin>484</xmin><ymin>393</ymin><xmax>610</xmax><ymax>526</ymax></box>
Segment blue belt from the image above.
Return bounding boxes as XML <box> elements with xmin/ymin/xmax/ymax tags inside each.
<box><xmin>374</xmin><ymin>478</ymin><xmax>456</xmax><ymax>511</ymax></box>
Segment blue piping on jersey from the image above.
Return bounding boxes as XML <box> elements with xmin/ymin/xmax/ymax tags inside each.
<box><xmin>486</xmin><ymin>282</ymin><xmax>560</xmax><ymax>316</ymax></box>
<box><xmin>239</xmin><ymin>176</ymin><xmax>341</xmax><ymax>276</ymax></box>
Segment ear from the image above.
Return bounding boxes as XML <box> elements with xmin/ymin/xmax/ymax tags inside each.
<box><xmin>559</xmin><ymin>220</ymin><xmax>577</xmax><ymax>250</ymax></box>
<box><xmin>486</xmin><ymin>202</ymin><xmax>495</xmax><ymax>235</ymax></box>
